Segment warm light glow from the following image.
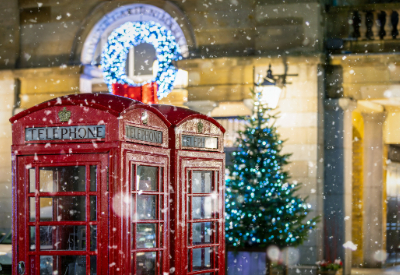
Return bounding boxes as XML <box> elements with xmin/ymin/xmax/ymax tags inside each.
<box><xmin>256</xmin><ymin>85</ymin><xmax>282</xmax><ymax>109</ymax></box>
<box><xmin>174</xmin><ymin>69</ymin><xmax>188</xmax><ymax>88</ymax></box>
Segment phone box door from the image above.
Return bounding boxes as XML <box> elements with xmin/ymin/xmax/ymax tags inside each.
<box><xmin>123</xmin><ymin>146</ymin><xmax>170</xmax><ymax>275</ymax></box>
<box><xmin>14</xmin><ymin>153</ymin><xmax>108</xmax><ymax>275</ymax></box>
<box><xmin>177</xmin><ymin>152</ymin><xmax>225</xmax><ymax>275</ymax></box>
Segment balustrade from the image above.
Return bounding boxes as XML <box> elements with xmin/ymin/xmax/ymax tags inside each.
<box><xmin>349</xmin><ymin>9</ymin><xmax>399</xmax><ymax>40</ymax></box>
<box><xmin>327</xmin><ymin>5</ymin><xmax>400</xmax><ymax>53</ymax></box>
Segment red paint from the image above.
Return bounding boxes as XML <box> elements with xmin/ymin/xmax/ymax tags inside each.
<box><xmin>151</xmin><ymin>104</ymin><xmax>226</xmax><ymax>134</ymax></box>
<box><xmin>112</xmin><ymin>82</ymin><xmax>158</xmax><ymax>104</ymax></box>
<box><xmin>11</xmin><ymin>93</ymin><xmax>137</xmax><ymax>123</ymax></box>
<box><xmin>11</xmin><ymin>93</ymin><xmax>225</xmax><ymax>275</ymax></box>
<box><xmin>29</xmin><ymin>256</ymin><xmax>35</xmax><ymax>275</ymax></box>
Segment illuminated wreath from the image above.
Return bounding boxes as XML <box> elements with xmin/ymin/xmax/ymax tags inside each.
<box><xmin>101</xmin><ymin>21</ymin><xmax>181</xmax><ymax>99</ymax></box>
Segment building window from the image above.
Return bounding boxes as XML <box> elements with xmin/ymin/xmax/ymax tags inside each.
<box><xmin>126</xmin><ymin>43</ymin><xmax>157</xmax><ymax>84</ymax></box>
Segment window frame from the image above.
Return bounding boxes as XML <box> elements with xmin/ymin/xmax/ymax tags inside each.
<box><xmin>130</xmin><ymin>161</ymin><xmax>168</xmax><ymax>275</ymax></box>
<box><xmin>186</xmin><ymin>168</ymin><xmax>220</xmax><ymax>274</ymax></box>
<box><xmin>19</xmin><ymin>154</ymin><xmax>108</xmax><ymax>275</ymax></box>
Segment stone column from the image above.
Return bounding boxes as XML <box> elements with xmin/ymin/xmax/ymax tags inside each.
<box><xmin>361</xmin><ymin>112</ymin><xmax>386</xmax><ymax>267</ymax></box>
<box><xmin>0</xmin><ymin>72</ymin><xmax>17</xmax><ymax>232</ymax></box>
<box><xmin>324</xmin><ymin>98</ymin><xmax>356</xmax><ymax>275</ymax></box>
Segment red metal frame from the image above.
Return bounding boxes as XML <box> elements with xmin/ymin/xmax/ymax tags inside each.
<box><xmin>186</xmin><ymin>169</ymin><xmax>219</xmax><ymax>274</ymax></box>
<box><xmin>177</xmin><ymin>153</ymin><xmax>225</xmax><ymax>275</ymax></box>
<box><xmin>11</xmin><ymin>94</ymin><xmax>225</xmax><ymax>275</ymax></box>
<box><xmin>16</xmin><ymin>153</ymin><xmax>109</xmax><ymax>274</ymax></box>
<box><xmin>112</xmin><ymin>82</ymin><xmax>158</xmax><ymax>104</ymax></box>
<box><xmin>119</xmin><ymin>145</ymin><xmax>170</xmax><ymax>275</ymax></box>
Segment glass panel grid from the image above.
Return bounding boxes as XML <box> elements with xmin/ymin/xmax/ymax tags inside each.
<box><xmin>131</xmin><ymin>163</ymin><xmax>166</xmax><ymax>275</ymax></box>
<box><xmin>132</xmin><ymin>165</ymin><xmax>164</xmax><ymax>222</ymax></box>
<box><xmin>187</xmin><ymin>171</ymin><xmax>219</xmax><ymax>274</ymax></box>
<box><xmin>29</xmin><ymin>163</ymin><xmax>101</xmax><ymax>275</ymax></box>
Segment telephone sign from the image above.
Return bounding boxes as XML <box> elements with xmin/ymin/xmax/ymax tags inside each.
<box><xmin>125</xmin><ymin>125</ymin><xmax>162</xmax><ymax>144</ymax></box>
<box><xmin>182</xmin><ymin>135</ymin><xmax>218</xmax><ymax>149</ymax></box>
<box><xmin>25</xmin><ymin>125</ymin><xmax>106</xmax><ymax>141</ymax></box>
<box><xmin>11</xmin><ymin>93</ymin><xmax>225</xmax><ymax>275</ymax></box>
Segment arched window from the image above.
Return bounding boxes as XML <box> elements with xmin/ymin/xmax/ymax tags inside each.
<box><xmin>80</xmin><ymin>4</ymin><xmax>191</xmax><ymax>94</ymax></box>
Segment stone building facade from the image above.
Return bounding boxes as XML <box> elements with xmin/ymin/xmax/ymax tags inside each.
<box><xmin>0</xmin><ymin>0</ymin><xmax>400</xmax><ymax>274</ymax></box>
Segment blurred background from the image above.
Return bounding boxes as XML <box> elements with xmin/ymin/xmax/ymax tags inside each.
<box><xmin>1</xmin><ymin>0</ymin><xmax>400</xmax><ymax>274</ymax></box>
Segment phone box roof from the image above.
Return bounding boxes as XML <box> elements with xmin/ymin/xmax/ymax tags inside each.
<box><xmin>9</xmin><ymin>94</ymin><xmax>171</xmax><ymax>146</ymax></box>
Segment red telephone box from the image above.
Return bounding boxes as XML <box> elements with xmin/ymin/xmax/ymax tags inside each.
<box><xmin>151</xmin><ymin>105</ymin><xmax>226</xmax><ymax>275</ymax></box>
<box><xmin>10</xmin><ymin>93</ymin><xmax>225</xmax><ymax>275</ymax></box>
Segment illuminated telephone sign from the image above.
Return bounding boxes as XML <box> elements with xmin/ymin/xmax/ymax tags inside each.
<box><xmin>25</xmin><ymin>125</ymin><xmax>106</xmax><ymax>141</ymax></box>
<box><xmin>182</xmin><ymin>135</ymin><xmax>218</xmax><ymax>149</ymax></box>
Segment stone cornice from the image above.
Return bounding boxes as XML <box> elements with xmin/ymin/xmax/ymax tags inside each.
<box><xmin>324</xmin><ymin>98</ymin><xmax>357</xmax><ymax>112</ymax></box>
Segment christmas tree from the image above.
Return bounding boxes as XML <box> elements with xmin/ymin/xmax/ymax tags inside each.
<box><xmin>225</xmin><ymin>89</ymin><xmax>319</xmax><ymax>249</ymax></box>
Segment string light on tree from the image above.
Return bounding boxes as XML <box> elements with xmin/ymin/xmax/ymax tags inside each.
<box><xmin>101</xmin><ymin>21</ymin><xmax>181</xmax><ymax>99</ymax></box>
<box><xmin>225</xmin><ymin>89</ymin><xmax>319</xmax><ymax>249</ymax></box>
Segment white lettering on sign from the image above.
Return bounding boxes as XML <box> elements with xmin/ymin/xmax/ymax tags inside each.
<box><xmin>25</xmin><ymin>125</ymin><xmax>106</xmax><ymax>141</ymax></box>
<box><xmin>182</xmin><ymin>135</ymin><xmax>218</xmax><ymax>149</ymax></box>
<box><xmin>126</xmin><ymin>125</ymin><xmax>163</xmax><ymax>144</ymax></box>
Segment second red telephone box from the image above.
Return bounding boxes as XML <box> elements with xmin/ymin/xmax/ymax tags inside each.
<box><xmin>151</xmin><ymin>105</ymin><xmax>226</xmax><ymax>275</ymax></box>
